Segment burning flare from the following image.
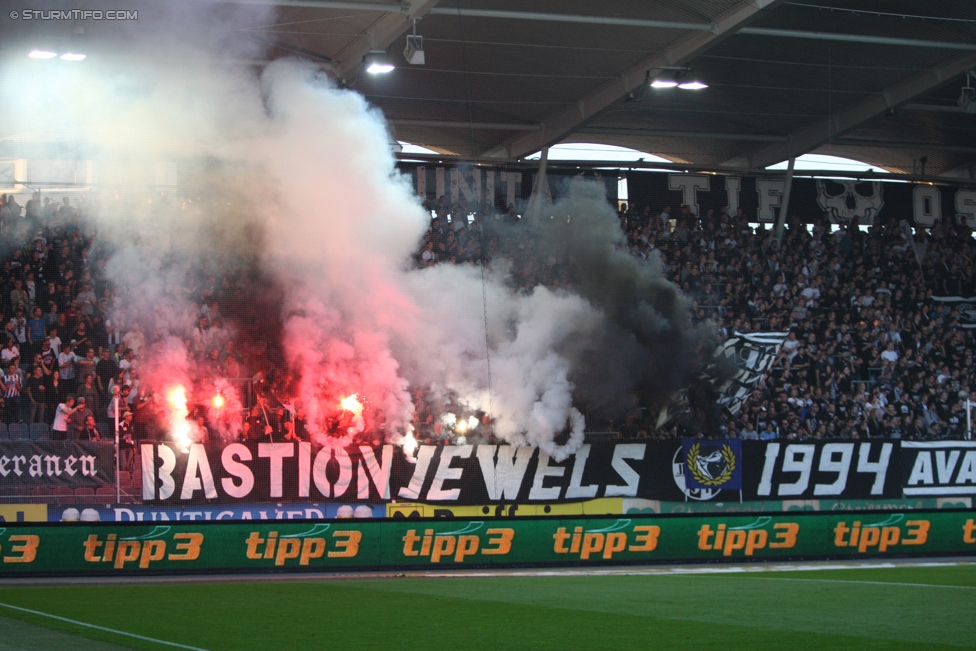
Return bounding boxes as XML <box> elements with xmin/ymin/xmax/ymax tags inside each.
<box><xmin>442</xmin><ymin>413</ymin><xmax>479</xmax><ymax>435</ymax></box>
<box><xmin>401</xmin><ymin>427</ymin><xmax>418</xmax><ymax>457</ymax></box>
<box><xmin>166</xmin><ymin>385</ymin><xmax>193</xmax><ymax>451</ymax></box>
<box><xmin>339</xmin><ymin>394</ymin><xmax>363</xmax><ymax>416</ymax></box>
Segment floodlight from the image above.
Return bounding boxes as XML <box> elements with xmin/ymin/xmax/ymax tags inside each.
<box><xmin>958</xmin><ymin>70</ymin><xmax>976</xmax><ymax>114</ymax></box>
<box><xmin>60</xmin><ymin>52</ymin><xmax>86</xmax><ymax>61</ymax></box>
<box><xmin>404</xmin><ymin>35</ymin><xmax>425</xmax><ymax>65</ymax></box>
<box><xmin>28</xmin><ymin>50</ymin><xmax>58</xmax><ymax>59</ymax></box>
<box><xmin>651</xmin><ymin>79</ymin><xmax>678</xmax><ymax>88</ymax></box>
<box><xmin>678</xmin><ymin>81</ymin><xmax>708</xmax><ymax>90</ymax></box>
<box><xmin>364</xmin><ymin>50</ymin><xmax>394</xmax><ymax>74</ymax></box>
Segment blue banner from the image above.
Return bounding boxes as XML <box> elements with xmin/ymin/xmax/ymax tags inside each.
<box><xmin>682</xmin><ymin>439</ymin><xmax>742</xmax><ymax>491</ymax></box>
<box><xmin>49</xmin><ymin>502</ymin><xmax>386</xmax><ymax>523</ymax></box>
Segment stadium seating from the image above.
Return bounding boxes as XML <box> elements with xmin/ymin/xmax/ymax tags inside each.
<box><xmin>0</xmin><ymin>424</ymin><xmax>8</xmax><ymax>439</ymax></box>
<box><xmin>95</xmin><ymin>486</ymin><xmax>117</xmax><ymax>504</ymax></box>
<box><xmin>52</xmin><ymin>486</ymin><xmax>75</xmax><ymax>505</ymax></box>
<box><xmin>7</xmin><ymin>423</ymin><xmax>28</xmax><ymax>440</ymax></box>
<box><xmin>29</xmin><ymin>423</ymin><xmax>49</xmax><ymax>439</ymax></box>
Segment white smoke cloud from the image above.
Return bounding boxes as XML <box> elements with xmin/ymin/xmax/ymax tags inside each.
<box><xmin>0</xmin><ymin>7</ymin><xmax>624</xmax><ymax>458</ymax></box>
<box><xmin>253</xmin><ymin>60</ymin><xmax>604</xmax><ymax>457</ymax></box>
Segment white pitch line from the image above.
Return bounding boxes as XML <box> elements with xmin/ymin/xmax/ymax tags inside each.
<box><xmin>0</xmin><ymin>601</ymin><xmax>210</xmax><ymax>651</ymax></box>
<box><xmin>407</xmin><ymin>559</ymin><xmax>975</xmax><ymax>580</ymax></box>
<box><xmin>752</xmin><ymin>577</ymin><xmax>976</xmax><ymax>590</ymax></box>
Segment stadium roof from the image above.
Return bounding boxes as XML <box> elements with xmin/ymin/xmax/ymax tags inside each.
<box><xmin>4</xmin><ymin>0</ymin><xmax>976</xmax><ymax>181</ymax></box>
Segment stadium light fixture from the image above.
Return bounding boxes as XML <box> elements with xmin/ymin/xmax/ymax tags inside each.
<box><xmin>648</xmin><ymin>65</ymin><xmax>707</xmax><ymax>90</ymax></box>
<box><xmin>60</xmin><ymin>52</ymin><xmax>87</xmax><ymax>61</ymax></box>
<box><xmin>958</xmin><ymin>70</ymin><xmax>976</xmax><ymax>114</ymax></box>
<box><xmin>364</xmin><ymin>50</ymin><xmax>394</xmax><ymax>74</ymax></box>
<box><xmin>28</xmin><ymin>50</ymin><xmax>58</xmax><ymax>59</ymax></box>
<box><xmin>404</xmin><ymin>19</ymin><xmax>425</xmax><ymax>65</ymax></box>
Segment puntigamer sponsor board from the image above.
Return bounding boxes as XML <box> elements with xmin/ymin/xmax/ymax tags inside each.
<box><xmin>136</xmin><ymin>439</ymin><xmax>902</xmax><ymax>504</ymax></box>
<box><xmin>0</xmin><ymin>510</ymin><xmax>974</xmax><ymax>575</ymax></box>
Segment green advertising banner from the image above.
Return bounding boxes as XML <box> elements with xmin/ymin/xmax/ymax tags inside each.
<box><xmin>1</xmin><ymin>510</ymin><xmax>975</xmax><ymax>576</ymax></box>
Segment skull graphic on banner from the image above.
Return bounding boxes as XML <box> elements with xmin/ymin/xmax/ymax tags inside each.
<box><xmin>816</xmin><ymin>179</ymin><xmax>884</xmax><ymax>225</ymax></box>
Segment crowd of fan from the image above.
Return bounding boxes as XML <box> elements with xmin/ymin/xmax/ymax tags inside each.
<box><xmin>416</xmin><ymin>194</ymin><xmax>976</xmax><ymax>442</ymax></box>
<box><xmin>0</xmin><ymin>192</ymin><xmax>249</xmax><ymax>446</ymax></box>
<box><xmin>1</xmin><ymin>187</ymin><xmax>973</xmax><ymax>446</ymax></box>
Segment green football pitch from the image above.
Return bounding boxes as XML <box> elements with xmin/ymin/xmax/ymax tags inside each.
<box><xmin>0</xmin><ymin>562</ymin><xmax>974</xmax><ymax>650</ymax></box>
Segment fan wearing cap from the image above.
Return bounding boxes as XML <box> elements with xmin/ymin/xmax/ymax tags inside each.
<box><xmin>68</xmin><ymin>396</ymin><xmax>94</xmax><ymax>440</ymax></box>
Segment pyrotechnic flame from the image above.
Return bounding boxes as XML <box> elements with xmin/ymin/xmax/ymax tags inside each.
<box><xmin>212</xmin><ymin>393</ymin><xmax>225</xmax><ymax>409</ymax></box>
<box><xmin>445</xmin><ymin>413</ymin><xmax>479</xmax><ymax>435</ymax></box>
<box><xmin>402</xmin><ymin>428</ymin><xmax>418</xmax><ymax>457</ymax></box>
<box><xmin>166</xmin><ymin>385</ymin><xmax>193</xmax><ymax>451</ymax></box>
<box><xmin>340</xmin><ymin>394</ymin><xmax>363</xmax><ymax>416</ymax></box>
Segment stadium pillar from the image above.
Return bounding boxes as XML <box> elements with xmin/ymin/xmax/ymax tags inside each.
<box><xmin>775</xmin><ymin>157</ymin><xmax>795</xmax><ymax>245</ymax></box>
<box><xmin>114</xmin><ymin>386</ymin><xmax>120</xmax><ymax>504</ymax></box>
<box><xmin>967</xmin><ymin>397</ymin><xmax>972</xmax><ymax>440</ymax></box>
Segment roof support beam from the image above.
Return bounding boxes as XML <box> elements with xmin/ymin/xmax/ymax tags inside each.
<box><xmin>207</xmin><ymin>1</ymin><xmax>976</xmax><ymax>51</ymax></box>
<box><xmin>390</xmin><ymin>119</ymin><xmax>539</xmax><ymax>131</ymax></box>
<box><xmin>578</xmin><ymin>126</ymin><xmax>786</xmax><ymax>142</ymax></box>
<box><xmin>725</xmin><ymin>52</ymin><xmax>976</xmax><ymax>169</ymax></box>
<box><xmin>485</xmin><ymin>0</ymin><xmax>785</xmax><ymax>159</ymax></box>
<box><xmin>738</xmin><ymin>27</ymin><xmax>976</xmax><ymax>51</ymax></box>
<box><xmin>904</xmin><ymin>103</ymin><xmax>969</xmax><ymax>113</ymax></box>
<box><xmin>832</xmin><ymin>138</ymin><xmax>976</xmax><ymax>155</ymax></box>
<box><xmin>222</xmin><ymin>0</ymin><xmax>400</xmax><ymax>9</ymax></box>
<box><xmin>425</xmin><ymin>7</ymin><xmax>713</xmax><ymax>31</ymax></box>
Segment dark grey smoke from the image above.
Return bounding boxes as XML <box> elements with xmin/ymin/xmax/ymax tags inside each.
<box><xmin>487</xmin><ymin>179</ymin><xmax>700</xmax><ymax>424</ymax></box>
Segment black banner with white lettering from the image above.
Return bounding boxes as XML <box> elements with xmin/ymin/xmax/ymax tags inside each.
<box><xmin>742</xmin><ymin>440</ymin><xmax>900</xmax><ymax>500</ymax></box>
<box><xmin>140</xmin><ymin>440</ymin><xmax>901</xmax><ymax>505</ymax></box>
<box><xmin>901</xmin><ymin>441</ymin><xmax>976</xmax><ymax>497</ymax></box>
<box><xmin>0</xmin><ymin>441</ymin><xmax>115</xmax><ymax>487</ymax></box>
<box><xmin>624</xmin><ymin>171</ymin><xmax>968</xmax><ymax>228</ymax></box>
